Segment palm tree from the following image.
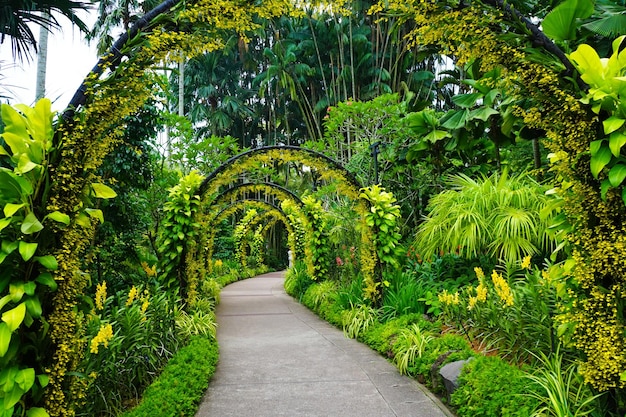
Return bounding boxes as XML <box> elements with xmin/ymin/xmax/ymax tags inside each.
<box><xmin>0</xmin><ymin>0</ymin><xmax>89</xmax><ymax>60</ymax></box>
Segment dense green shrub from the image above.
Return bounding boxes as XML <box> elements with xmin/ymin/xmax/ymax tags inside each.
<box><xmin>284</xmin><ymin>260</ymin><xmax>313</xmax><ymax>299</ymax></box>
<box><xmin>120</xmin><ymin>336</ymin><xmax>219</xmax><ymax>417</ymax></box>
<box><xmin>451</xmin><ymin>355</ymin><xmax>540</xmax><ymax>417</ymax></box>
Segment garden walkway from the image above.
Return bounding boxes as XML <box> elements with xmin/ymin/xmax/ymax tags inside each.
<box><xmin>195</xmin><ymin>271</ymin><xmax>453</xmax><ymax>417</ymax></box>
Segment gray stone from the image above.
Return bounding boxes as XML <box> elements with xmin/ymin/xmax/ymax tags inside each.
<box><xmin>439</xmin><ymin>358</ymin><xmax>473</xmax><ymax>398</ymax></box>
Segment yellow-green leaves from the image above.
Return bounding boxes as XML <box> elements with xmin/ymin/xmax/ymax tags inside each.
<box><xmin>91</xmin><ymin>183</ymin><xmax>117</xmax><ymax>199</ymax></box>
<box><xmin>570</xmin><ymin>36</ymin><xmax>626</xmax><ymax>201</ymax></box>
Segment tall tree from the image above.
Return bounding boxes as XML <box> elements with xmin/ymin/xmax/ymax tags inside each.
<box><xmin>0</xmin><ymin>0</ymin><xmax>89</xmax><ymax>59</ymax></box>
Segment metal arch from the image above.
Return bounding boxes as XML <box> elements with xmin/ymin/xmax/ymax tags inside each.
<box><xmin>210</xmin><ymin>182</ymin><xmax>304</xmax><ymax>211</ymax></box>
<box><xmin>199</xmin><ymin>145</ymin><xmax>363</xmax><ymax>196</ymax></box>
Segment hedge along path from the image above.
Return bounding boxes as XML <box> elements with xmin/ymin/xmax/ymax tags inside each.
<box><xmin>194</xmin><ymin>145</ymin><xmax>379</xmax><ymax>292</ymax></box>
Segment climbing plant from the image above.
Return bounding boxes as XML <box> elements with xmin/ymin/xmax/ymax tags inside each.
<box><xmin>300</xmin><ymin>195</ymin><xmax>330</xmax><ymax>281</ymax></box>
<box><xmin>233</xmin><ymin>209</ymin><xmax>259</xmax><ymax>267</ymax></box>
<box><xmin>369</xmin><ymin>0</ymin><xmax>626</xmax><ymax>401</ymax></box>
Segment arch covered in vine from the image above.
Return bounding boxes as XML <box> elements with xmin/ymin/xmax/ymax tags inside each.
<box><xmin>192</xmin><ymin>146</ymin><xmax>380</xmax><ymax>292</ymax></box>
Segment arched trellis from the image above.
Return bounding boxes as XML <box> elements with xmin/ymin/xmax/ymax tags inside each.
<box><xmin>196</xmin><ymin>199</ymin><xmax>296</xmax><ymax>275</ymax></box>
<box><xmin>207</xmin><ymin>182</ymin><xmax>304</xmax><ymax>213</ymax></box>
<box><xmin>191</xmin><ymin>145</ymin><xmax>379</xmax><ymax>293</ymax></box>
<box><xmin>199</xmin><ymin>146</ymin><xmax>364</xmax><ymax>201</ymax></box>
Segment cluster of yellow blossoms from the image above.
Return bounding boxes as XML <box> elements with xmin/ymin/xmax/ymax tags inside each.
<box><xmin>90</xmin><ymin>324</ymin><xmax>113</xmax><ymax>354</ymax></box>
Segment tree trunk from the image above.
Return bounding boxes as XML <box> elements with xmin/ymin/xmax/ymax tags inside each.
<box><xmin>35</xmin><ymin>12</ymin><xmax>50</xmax><ymax>101</ymax></box>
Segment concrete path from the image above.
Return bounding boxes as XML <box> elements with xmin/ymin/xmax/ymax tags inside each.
<box><xmin>195</xmin><ymin>271</ymin><xmax>454</xmax><ymax>417</ymax></box>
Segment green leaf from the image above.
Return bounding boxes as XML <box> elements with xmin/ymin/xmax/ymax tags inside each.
<box><xmin>451</xmin><ymin>92</ymin><xmax>482</xmax><ymax>108</ymax></box>
<box><xmin>46</xmin><ymin>211</ymin><xmax>70</xmax><ymax>225</ymax></box>
<box><xmin>4</xmin><ymin>383</ymin><xmax>25</xmax><ymax>410</ymax></box>
<box><xmin>35</xmin><ymin>273</ymin><xmax>57</xmax><ymax>291</ymax></box>
<box><xmin>21</xmin><ymin>212</ymin><xmax>43</xmax><ymax>235</ymax></box>
<box><xmin>91</xmin><ymin>183</ymin><xmax>117</xmax><ymax>199</ymax></box>
<box><xmin>26</xmin><ymin>408</ymin><xmax>49</xmax><ymax>417</ymax></box>
<box><xmin>15</xmin><ymin>153</ymin><xmax>38</xmax><ymax>175</ymax></box>
<box><xmin>2</xmin><ymin>303</ymin><xmax>26</xmax><ymax>332</ymax></box>
<box><xmin>2</xmin><ymin>241</ymin><xmax>17</xmax><ymax>254</ymax></box>
<box><xmin>468</xmin><ymin>106</ymin><xmax>499</xmax><ymax>122</ymax></box>
<box><xmin>14</xmin><ymin>368</ymin><xmax>35</xmax><ymax>392</ymax></box>
<box><xmin>590</xmin><ymin>139</ymin><xmax>604</xmax><ymax>156</ymax></box>
<box><xmin>543</xmin><ymin>0</ymin><xmax>594</xmax><ymax>41</ymax></box>
<box><xmin>569</xmin><ymin>44</ymin><xmax>606</xmax><ymax>87</ymax></box>
<box><xmin>24</xmin><ymin>297</ymin><xmax>42</xmax><ymax>318</ymax></box>
<box><xmin>590</xmin><ymin>144</ymin><xmax>613</xmax><ymax>177</ymax></box>
<box><xmin>34</xmin><ymin>256</ymin><xmax>58</xmax><ymax>271</ymax></box>
<box><xmin>0</xmin><ymin>219</ymin><xmax>11</xmax><ymax>233</ymax></box>
<box><xmin>85</xmin><ymin>209</ymin><xmax>104</xmax><ymax>224</ymax></box>
<box><xmin>603</xmin><ymin>116</ymin><xmax>625</xmax><ymax>135</ymax></box>
<box><xmin>609</xmin><ymin>163</ymin><xmax>626</xmax><ymax>187</ymax></box>
<box><xmin>0</xmin><ymin>104</ymin><xmax>30</xmax><ymax>155</ymax></box>
<box><xmin>609</xmin><ymin>131</ymin><xmax>626</xmax><ymax>157</ymax></box>
<box><xmin>423</xmin><ymin>129</ymin><xmax>451</xmax><ymax>143</ymax></box>
<box><xmin>9</xmin><ymin>283</ymin><xmax>24</xmax><ymax>302</ymax></box>
<box><xmin>0</xmin><ymin>323</ymin><xmax>10</xmax><ymax>357</ymax></box>
<box><xmin>622</xmin><ymin>187</ymin><xmax>626</xmax><ymax>206</ymax></box>
<box><xmin>441</xmin><ymin>109</ymin><xmax>469</xmax><ymax>130</ymax></box>
<box><xmin>3</xmin><ymin>203</ymin><xmax>25</xmax><ymax>218</ymax></box>
<box><xmin>18</xmin><ymin>241</ymin><xmax>38</xmax><ymax>261</ymax></box>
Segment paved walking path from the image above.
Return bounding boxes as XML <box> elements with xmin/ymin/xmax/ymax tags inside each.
<box><xmin>195</xmin><ymin>271</ymin><xmax>453</xmax><ymax>417</ymax></box>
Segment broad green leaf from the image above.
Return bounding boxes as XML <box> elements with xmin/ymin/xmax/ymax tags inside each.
<box><xmin>0</xmin><ymin>295</ymin><xmax>11</xmax><ymax>310</ymax></box>
<box><xmin>543</xmin><ymin>0</ymin><xmax>594</xmax><ymax>41</ymax></box>
<box><xmin>35</xmin><ymin>273</ymin><xmax>57</xmax><ymax>291</ymax></box>
<box><xmin>0</xmin><ymin>323</ymin><xmax>10</xmax><ymax>357</ymax></box>
<box><xmin>91</xmin><ymin>183</ymin><xmax>117</xmax><ymax>199</ymax></box>
<box><xmin>46</xmin><ymin>211</ymin><xmax>70</xmax><ymax>225</ymax></box>
<box><xmin>9</xmin><ymin>283</ymin><xmax>24</xmax><ymax>302</ymax></box>
<box><xmin>0</xmin><ymin>146</ymin><xmax>8</xmax><ymax>156</ymax></box>
<box><xmin>34</xmin><ymin>256</ymin><xmax>58</xmax><ymax>271</ymax></box>
<box><xmin>441</xmin><ymin>109</ymin><xmax>469</xmax><ymax>130</ymax></box>
<box><xmin>451</xmin><ymin>92</ymin><xmax>482</xmax><ymax>108</ymax></box>
<box><xmin>0</xmin><ymin>104</ymin><xmax>29</xmax><ymax>155</ymax></box>
<box><xmin>26</xmin><ymin>408</ymin><xmax>49</xmax><ymax>417</ymax></box>
<box><xmin>85</xmin><ymin>208</ymin><xmax>104</xmax><ymax>224</ymax></box>
<box><xmin>609</xmin><ymin>131</ymin><xmax>626</xmax><ymax>157</ymax></box>
<box><xmin>2</xmin><ymin>303</ymin><xmax>26</xmax><ymax>332</ymax></box>
<box><xmin>0</xmin><ymin>219</ymin><xmax>11</xmax><ymax>233</ymax></box>
<box><xmin>75</xmin><ymin>212</ymin><xmax>91</xmax><ymax>228</ymax></box>
<box><xmin>609</xmin><ymin>163</ymin><xmax>626</xmax><ymax>187</ymax></box>
<box><xmin>24</xmin><ymin>297</ymin><xmax>42</xmax><ymax>318</ymax></box>
<box><xmin>3</xmin><ymin>203</ymin><xmax>24</xmax><ymax>218</ymax></box>
<box><xmin>469</xmin><ymin>106</ymin><xmax>499</xmax><ymax>122</ymax></box>
<box><xmin>590</xmin><ymin>139</ymin><xmax>604</xmax><ymax>156</ymax></box>
<box><xmin>15</xmin><ymin>153</ymin><xmax>38</xmax><ymax>175</ymax></box>
<box><xmin>1</xmin><ymin>241</ymin><xmax>18</xmax><ymax>254</ymax></box>
<box><xmin>603</xmin><ymin>116</ymin><xmax>625</xmax><ymax>135</ymax></box>
<box><xmin>14</xmin><ymin>368</ymin><xmax>35</xmax><ymax>391</ymax></box>
<box><xmin>4</xmin><ymin>383</ymin><xmax>25</xmax><ymax>410</ymax></box>
<box><xmin>37</xmin><ymin>374</ymin><xmax>48</xmax><ymax>388</ymax></box>
<box><xmin>590</xmin><ymin>144</ymin><xmax>613</xmax><ymax>177</ymax></box>
<box><xmin>21</xmin><ymin>212</ymin><xmax>43</xmax><ymax>235</ymax></box>
<box><xmin>18</xmin><ymin>241</ymin><xmax>38</xmax><ymax>261</ymax></box>
<box><xmin>569</xmin><ymin>44</ymin><xmax>606</xmax><ymax>87</ymax></box>
<box><xmin>423</xmin><ymin>129</ymin><xmax>451</xmax><ymax>143</ymax></box>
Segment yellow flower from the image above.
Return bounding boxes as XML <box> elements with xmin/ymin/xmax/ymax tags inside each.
<box><xmin>126</xmin><ymin>286</ymin><xmax>138</xmax><ymax>306</ymax></box>
<box><xmin>90</xmin><ymin>324</ymin><xmax>114</xmax><ymax>354</ymax></box>
<box><xmin>491</xmin><ymin>270</ymin><xmax>514</xmax><ymax>307</ymax></box>
<box><xmin>438</xmin><ymin>289</ymin><xmax>460</xmax><ymax>305</ymax></box>
<box><xmin>475</xmin><ymin>280</ymin><xmax>488</xmax><ymax>302</ymax></box>
<box><xmin>474</xmin><ymin>267</ymin><xmax>485</xmax><ymax>280</ymax></box>
<box><xmin>95</xmin><ymin>282</ymin><xmax>107</xmax><ymax>311</ymax></box>
<box><xmin>214</xmin><ymin>259</ymin><xmax>223</xmax><ymax>268</ymax></box>
<box><xmin>521</xmin><ymin>255</ymin><xmax>532</xmax><ymax>270</ymax></box>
